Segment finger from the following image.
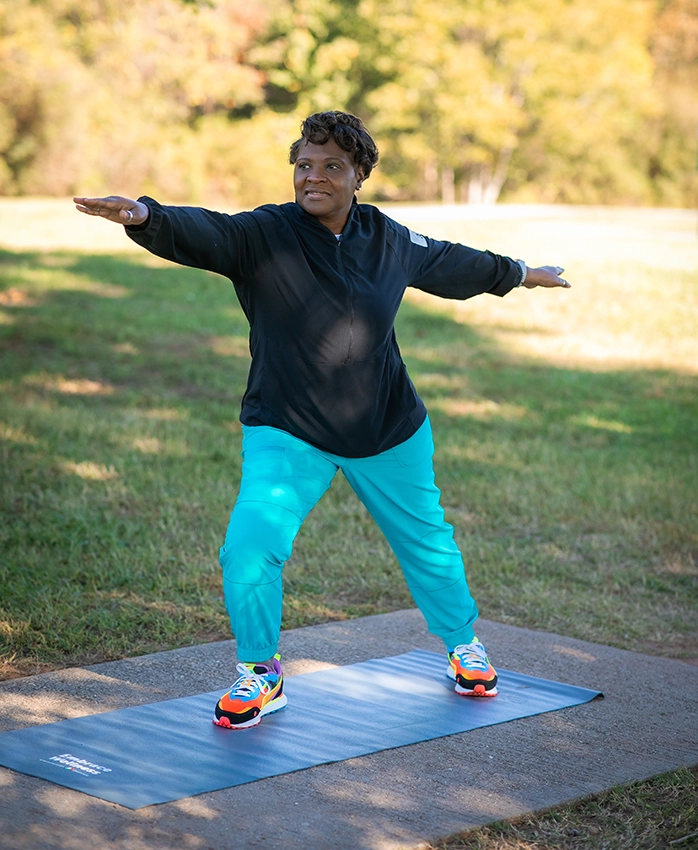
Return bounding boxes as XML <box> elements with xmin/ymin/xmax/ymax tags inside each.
<box><xmin>74</xmin><ymin>197</ymin><xmax>109</xmax><ymax>209</ymax></box>
<box><xmin>75</xmin><ymin>204</ymin><xmax>104</xmax><ymax>217</ymax></box>
<box><xmin>74</xmin><ymin>197</ymin><xmax>123</xmax><ymax>211</ymax></box>
<box><xmin>74</xmin><ymin>198</ymin><xmax>109</xmax><ymax>216</ymax></box>
<box><xmin>74</xmin><ymin>197</ymin><xmax>132</xmax><ymax>224</ymax></box>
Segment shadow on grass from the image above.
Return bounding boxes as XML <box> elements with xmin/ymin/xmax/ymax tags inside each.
<box><xmin>0</xmin><ymin>247</ymin><xmax>696</xmax><ymax>671</ymax></box>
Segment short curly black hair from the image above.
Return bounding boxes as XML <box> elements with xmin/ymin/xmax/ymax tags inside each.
<box><xmin>289</xmin><ymin>111</ymin><xmax>379</xmax><ymax>178</ymax></box>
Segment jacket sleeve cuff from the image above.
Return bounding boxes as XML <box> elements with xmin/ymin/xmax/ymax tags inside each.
<box><xmin>488</xmin><ymin>255</ymin><xmax>524</xmax><ymax>297</ymax></box>
<box><xmin>124</xmin><ymin>196</ymin><xmax>161</xmax><ymax>237</ymax></box>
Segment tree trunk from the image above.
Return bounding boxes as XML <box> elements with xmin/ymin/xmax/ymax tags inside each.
<box><xmin>441</xmin><ymin>165</ymin><xmax>455</xmax><ymax>203</ymax></box>
<box><xmin>424</xmin><ymin>159</ymin><xmax>438</xmax><ymax>201</ymax></box>
<box><xmin>483</xmin><ymin>146</ymin><xmax>513</xmax><ymax>204</ymax></box>
<box><xmin>468</xmin><ymin>165</ymin><xmax>485</xmax><ymax>204</ymax></box>
<box><xmin>467</xmin><ymin>146</ymin><xmax>514</xmax><ymax>204</ymax></box>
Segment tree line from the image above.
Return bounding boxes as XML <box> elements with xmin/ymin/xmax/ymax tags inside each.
<box><xmin>1</xmin><ymin>0</ymin><xmax>696</xmax><ymax>207</ymax></box>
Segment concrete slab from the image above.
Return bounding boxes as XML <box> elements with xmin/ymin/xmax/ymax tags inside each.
<box><xmin>0</xmin><ymin>610</ymin><xmax>696</xmax><ymax>850</ymax></box>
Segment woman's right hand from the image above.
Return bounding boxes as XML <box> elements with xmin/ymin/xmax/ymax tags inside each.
<box><xmin>73</xmin><ymin>196</ymin><xmax>149</xmax><ymax>227</ymax></box>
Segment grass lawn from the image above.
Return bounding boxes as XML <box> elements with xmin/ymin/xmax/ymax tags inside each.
<box><xmin>0</xmin><ymin>201</ymin><xmax>696</xmax><ymax>848</ymax></box>
<box><xmin>428</xmin><ymin>765</ymin><xmax>698</xmax><ymax>849</ymax></box>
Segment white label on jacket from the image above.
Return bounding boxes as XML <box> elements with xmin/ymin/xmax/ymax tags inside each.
<box><xmin>409</xmin><ymin>230</ymin><xmax>428</xmax><ymax>247</ymax></box>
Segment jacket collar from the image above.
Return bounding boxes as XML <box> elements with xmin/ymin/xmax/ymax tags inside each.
<box><xmin>291</xmin><ymin>198</ymin><xmax>360</xmax><ymax>239</ymax></box>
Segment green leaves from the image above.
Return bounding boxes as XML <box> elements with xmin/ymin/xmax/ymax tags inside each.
<box><xmin>0</xmin><ymin>0</ymin><xmax>693</xmax><ymax>206</ymax></box>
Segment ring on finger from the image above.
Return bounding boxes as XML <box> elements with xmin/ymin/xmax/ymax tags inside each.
<box><xmin>124</xmin><ymin>210</ymin><xmax>133</xmax><ymax>223</ymax></box>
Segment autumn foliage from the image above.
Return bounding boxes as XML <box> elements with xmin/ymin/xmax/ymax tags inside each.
<box><xmin>0</xmin><ymin>0</ymin><xmax>695</xmax><ymax>206</ymax></box>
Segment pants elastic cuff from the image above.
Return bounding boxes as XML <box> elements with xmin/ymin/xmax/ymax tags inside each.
<box><xmin>236</xmin><ymin>643</ymin><xmax>280</xmax><ymax>664</ymax></box>
<box><xmin>437</xmin><ymin>624</ymin><xmax>477</xmax><ymax>651</ymax></box>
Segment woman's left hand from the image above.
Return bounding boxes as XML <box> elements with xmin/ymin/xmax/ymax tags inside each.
<box><xmin>523</xmin><ymin>265</ymin><xmax>571</xmax><ymax>289</ymax></box>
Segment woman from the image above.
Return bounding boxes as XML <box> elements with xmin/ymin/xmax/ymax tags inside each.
<box><xmin>75</xmin><ymin>111</ymin><xmax>570</xmax><ymax>729</ymax></box>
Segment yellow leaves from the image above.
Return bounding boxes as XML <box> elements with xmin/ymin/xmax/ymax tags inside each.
<box><xmin>0</xmin><ymin>0</ymin><xmax>688</xmax><ymax>204</ymax></box>
<box><xmin>0</xmin><ymin>0</ymin><xmax>270</xmax><ymax>198</ymax></box>
<box><xmin>313</xmin><ymin>37</ymin><xmax>360</xmax><ymax>76</ymax></box>
<box><xmin>653</xmin><ymin>0</ymin><xmax>698</xmax><ymax>70</ymax></box>
<box><xmin>194</xmin><ymin>110</ymin><xmax>299</xmax><ymax>206</ymax></box>
<box><xmin>283</xmin><ymin>27</ymin><xmax>316</xmax><ymax>75</ymax></box>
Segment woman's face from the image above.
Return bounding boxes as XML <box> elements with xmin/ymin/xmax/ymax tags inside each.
<box><xmin>293</xmin><ymin>138</ymin><xmax>365</xmax><ymax>234</ymax></box>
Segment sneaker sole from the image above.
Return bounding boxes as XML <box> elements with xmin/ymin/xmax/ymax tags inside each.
<box><xmin>454</xmin><ymin>682</ymin><xmax>498</xmax><ymax>697</ymax></box>
<box><xmin>447</xmin><ymin>667</ymin><xmax>498</xmax><ymax>697</ymax></box>
<box><xmin>213</xmin><ymin>694</ymin><xmax>288</xmax><ymax>730</ymax></box>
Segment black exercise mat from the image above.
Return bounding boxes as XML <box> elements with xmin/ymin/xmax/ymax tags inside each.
<box><xmin>0</xmin><ymin>650</ymin><xmax>602</xmax><ymax>808</ymax></box>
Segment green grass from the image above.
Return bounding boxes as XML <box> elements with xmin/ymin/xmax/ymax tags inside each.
<box><xmin>0</xmin><ymin>207</ymin><xmax>697</xmax><ymax>674</ymax></box>
<box><xmin>427</xmin><ymin>765</ymin><xmax>698</xmax><ymax>850</ymax></box>
<box><xmin>0</xmin><ymin>204</ymin><xmax>696</xmax><ymax>848</ymax></box>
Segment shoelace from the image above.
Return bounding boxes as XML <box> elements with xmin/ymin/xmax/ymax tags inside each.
<box><xmin>452</xmin><ymin>642</ymin><xmax>489</xmax><ymax>671</ymax></box>
<box><xmin>229</xmin><ymin>662</ymin><xmax>275</xmax><ymax>697</ymax></box>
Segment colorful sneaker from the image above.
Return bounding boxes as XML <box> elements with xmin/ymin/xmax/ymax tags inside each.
<box><xmin>213</xmin><ymin>656</ymin><xmax>287</xmax><ymax>729</ymax></box>
<box><xmin>447</xmin><ymin>640</ymin><xmax>498</xmax><ymax>697</ymax></box>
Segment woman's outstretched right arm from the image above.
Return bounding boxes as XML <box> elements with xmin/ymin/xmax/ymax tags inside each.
<box><xmin>74</xmin><ymin>195</ymin><xmax>254</xmax><ymax>280</ymax></box>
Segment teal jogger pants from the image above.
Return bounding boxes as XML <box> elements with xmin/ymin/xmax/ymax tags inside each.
<box><xmin>219</xmin><ymin>418</ymin><xmax>479</xmax><ymax>662</ymax></box>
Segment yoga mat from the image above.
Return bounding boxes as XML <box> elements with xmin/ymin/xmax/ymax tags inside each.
<box><xmin>0</xmin><ymin>650</ymin><xmax>602</xmax><ymax>809</ymax></box>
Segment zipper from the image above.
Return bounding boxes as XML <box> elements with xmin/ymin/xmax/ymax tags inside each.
<box><xmin>336</xmin><ymin>234</ymin><xmax>354</xmax><ymax>364</ymax></box>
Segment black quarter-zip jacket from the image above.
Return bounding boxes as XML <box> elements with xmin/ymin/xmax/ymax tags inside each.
<box><xmin>127</xmin><ymin>197</ymin><xmax>521</xmax><ymax>457</ymax></box>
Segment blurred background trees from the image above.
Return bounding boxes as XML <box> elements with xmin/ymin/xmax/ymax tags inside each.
<box><xmin>0</xmin><ymin>0</ymin><xmax>695</xmax><ymax>206</ymax></box>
